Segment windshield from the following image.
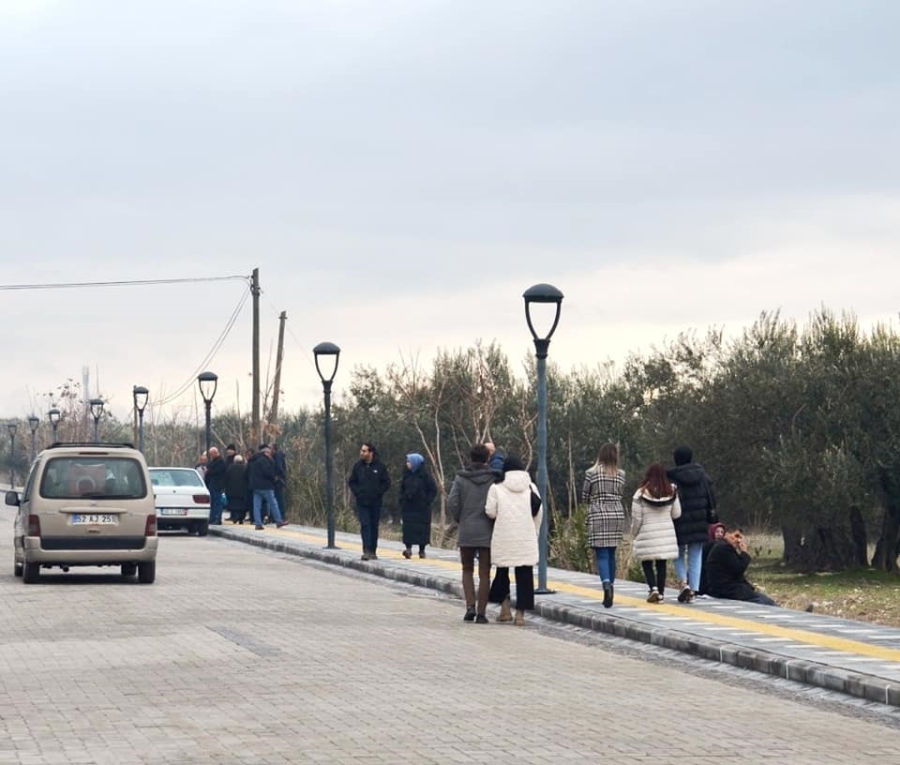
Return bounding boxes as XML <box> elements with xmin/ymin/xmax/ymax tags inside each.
<box><xmin>41</xmin><ymin>457</ymin><xmax>148</xmax><ymax>499</ymax></box>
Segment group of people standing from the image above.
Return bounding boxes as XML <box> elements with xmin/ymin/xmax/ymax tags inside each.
<box><xmin>197</xmin><ymin>443</ymin><xmax>289</xmax><ymax>531</ymax></box>
<box><xmin>342</xmin><ymin>436</ymin><xmax>775</xmax><ymax>616</ymax></box>
<box><xmin>583</xmin><ymin>442</ymin><xmax>776</xmax><ymax>607</ymax></box>
<box><xmin>346</xmin><ymin>440</ymin><xmax>542</xmax><ymax>626</ymax></box>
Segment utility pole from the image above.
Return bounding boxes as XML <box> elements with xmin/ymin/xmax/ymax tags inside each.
<box><xmin>270</xmin><ymin>311</ymin><xmax>287</xmax><ymax>427</ymax></box>
<box><xmin>251</xmin><ymin>268</ymin><xmax>261</xmax><ymax>444</ymax></box>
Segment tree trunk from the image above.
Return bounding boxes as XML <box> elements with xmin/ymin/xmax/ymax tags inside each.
<box><xmin>781</xmin><ymin>522</ymin><xmax>859</xmax><ymax>572</ymax></box>
<box><xmin>871</xmin><ymin>503</ymin><xmax>900</xmax><ymax>572</ymax></box>
<box><xmin>848</xmin><ymin>505</ymin><xmax>868</xmax><ymax>568</ymax></box>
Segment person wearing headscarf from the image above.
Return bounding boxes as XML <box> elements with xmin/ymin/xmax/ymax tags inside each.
<box><xmin>485</xmin><ymin>455</ymin><xmax>542</xmax><ymax>626</ymax></box>
<box><xmin>400</xmin><ymin>452</ymin><xmax>437</xmax><ymax>559</ymax></box>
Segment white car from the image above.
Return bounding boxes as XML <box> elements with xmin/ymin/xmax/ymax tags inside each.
<box><xmin>149</xmin><ymin>467</ymin><xmax>211</xmax><ymax>536</ymax></box>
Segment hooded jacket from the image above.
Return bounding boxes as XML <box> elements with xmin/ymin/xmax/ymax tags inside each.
<box><xmin>485</xmin><ymin>470</ymin><xmax>541</xmax><ymax>567</ymax></box>
<box><xmin>630</xmin><ymin>489</ymin><xmax>681</xmax><ymax>562</ymax></box>
<box><xmin>666</xmin><ymin>462</ymin><xmax>716</xmax><ymax>546</ymax></box>
<box><xmin>447</xmin><ymin>463</ymin><xmax>496</xmax><ymax>548</ymax></box>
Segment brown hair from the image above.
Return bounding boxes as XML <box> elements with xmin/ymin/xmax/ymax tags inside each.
<box><xmin>595</xmin><ymin>442</ymin><xmax>619</xmax><ymax>474</ymax></box>
<box><xmin>638</xmin><ymin>463</ymin><xmax>674</xmax><ymax>499</ymax></box>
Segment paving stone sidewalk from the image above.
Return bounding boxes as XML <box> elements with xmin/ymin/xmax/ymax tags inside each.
<box><xmin>211</xmin><ymin>521</ymin><xmax>900</xmax><ymax>708</ymax></box>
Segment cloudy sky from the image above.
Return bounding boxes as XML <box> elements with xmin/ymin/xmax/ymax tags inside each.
<box><xmin>2</xmin><ymin>0</ymin><xmax>898</xmax><ymax>429</ymax></box>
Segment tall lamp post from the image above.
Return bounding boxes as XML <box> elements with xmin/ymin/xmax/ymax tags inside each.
<box><xmin>313</xmin><ymin>342</ymin><xmax>341</xmax><ymax>549</ymax></box>
<box><xmin>28</xmin><ymin>415</ymin><xmax>39</xmax><ymax>462</ymax></box>
<box><xmin>7</xmin><ymin>422</ymin><xmax>17</xmax><ymax>489</ymax></box>
<box><xmin>523</xmin><ymin>283</ymin><xmax>564</xmax><ymax>594</ymax></box>
<box><xmin>48</xmin><ymin>408</ymin><xmax>61</xmax><ymax>444</ymax></box>
<box><xmin>89</xmin><ymin>398</ymin><xmax>105</xmax><ymax>443</ymax></box>
<box><xmin>133</xmin><ymin>386</ymin><xmax>149</xmax><ymax>453</ymax></box>
<box><xmin>197</xmin><ymin>372</ymin><xmax>218</xmax><ymax>461</ymax></box>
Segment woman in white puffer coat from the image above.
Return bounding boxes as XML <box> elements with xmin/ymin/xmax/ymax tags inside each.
<box><xmin>485</xmin><ymin>455</ymin><xmax>542</xmax><ymax>626</ymax></box>
<box><xmin>631</xmin><ymin>463</ymin><xmax>681</xmax><ymax>603</ymax></box>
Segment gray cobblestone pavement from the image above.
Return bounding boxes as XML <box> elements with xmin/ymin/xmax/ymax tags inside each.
<box><xmin>214</xmin><ymin>522</ymin><xmax>900</xmax><ymax>709</ymax></box>
<box><xmin>2</xmin><ymin>509</ymin><xmax>900</xmax><ymax>763</ymax></box>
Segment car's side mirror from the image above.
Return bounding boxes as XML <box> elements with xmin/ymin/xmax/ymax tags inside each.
<box><xmin>5</xmin><ymin>490</ymin><xmax>20</xmax><ymax>507</ymax></box>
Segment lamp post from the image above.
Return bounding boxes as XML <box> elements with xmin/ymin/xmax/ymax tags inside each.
<box><xmin>133</xmin><ymin>385</ymin><xmax>149</xmax><ymax>453</ymax></box>
<box><xmin>89</xmin><ymin>398</ymin><xmax>105</xmax><ymax>443</ymax></box>
<box><xmin>197</xmin><ymin>372</ymin><xmax>218</xmax><ymax>461</ymax></box>
<box><xmin>28</xmin><ymin>415</ymin><xmax>39</xmax><ymax>462</ymax></box>
<box><xmin>7</xmin><ymin>422</ymin><xmax>17</xmax><ymax>489</ymax></box>
<box><xmin>48</xmin><ymin>408</ymin><xmax>61</xmax><ymax>445</ymax></box>
<box><xmin>523</xmin><ymin>283</ymin><xmax>564</xmax><ymax>594</ymax></box>
<box><xmin>314</xmin><ymin>342</ymin><xmax>341</xmax><ymax>549</ymax></box>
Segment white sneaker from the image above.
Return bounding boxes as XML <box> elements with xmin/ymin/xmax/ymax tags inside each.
<box><xmin>646</xmin><ymin>588</ymin><xmax>660</xmax><ymax>603</ymax></box>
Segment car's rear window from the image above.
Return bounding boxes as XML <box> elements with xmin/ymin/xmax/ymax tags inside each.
<box><xmin>40</xmin><ymin>456</ymin><xmax>148</xmax><ymax>499</ymax></box>
<box><xmin>149</xmin><ymin>469</ymin><xmax>205</xmax><ymax>488</ymax></box>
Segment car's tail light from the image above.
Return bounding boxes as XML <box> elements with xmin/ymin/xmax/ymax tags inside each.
<box><xmin>27</xmin><ymin>515</ymin><xmax>41</xmax><ymax>537</ymax></box>
<box><xmin>145</xmin><ymin>515</ymin><xmax>157</xmax><ymax>537</ymax></box>
<box><xmin>194</xmin><ymin>494</ymin><xmax>210</xmax><ymax>505</ymax></box>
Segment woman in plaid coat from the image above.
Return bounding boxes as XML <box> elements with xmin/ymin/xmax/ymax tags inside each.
<box><xmin>582</xmin><ymin>442</ymin><xmax>626</xmax><ymax>608</ymax></box>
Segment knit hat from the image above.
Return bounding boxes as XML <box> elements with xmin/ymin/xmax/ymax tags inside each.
<box><xmin>673</xmin><ymin>445</ymin><xmax>693</xmax><ymax>466</ymax></box>
<box><xmin>225</xmin><ymin>444</ymin><xmax>237</xmax><ymax>452</ymax></box>
<box><xmin>406</xmin><ymin>453</ymin><xmax>424</xmax><ymax>472</ymax></box>
<box><xmin>502</xmin><ymin>455</ymin><xmax>525</xmax><ymax>472</ymax></box>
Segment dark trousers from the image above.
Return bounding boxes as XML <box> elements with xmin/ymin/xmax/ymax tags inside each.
<box><xmin>459</xmin><ymin>547</ymin><xmax>492</xmax><ymax>615</ymax></box>
<box><xmin>358</xmin><ymin>503</ymin><xmax>381</xmax><ymax>553</ymax></box>
<box><xmin>489</xmin><ymin>565</ymin><xmax>535</xmax><ymax>611</ymax></box>
<box><xmin>641</xmin><ymin>559</ymin><xmax>668</xmax><ymax>594</ymax></box>
<box><xmin>275</xmin><ymin>483</ymin><xmax>287</xmax><ymax>520</ymax></box>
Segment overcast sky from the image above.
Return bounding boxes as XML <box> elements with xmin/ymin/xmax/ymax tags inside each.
<box><xmin>2</xmin><ymin>0</ymin><xmax>898</xmax><ymax>430</ymax></box>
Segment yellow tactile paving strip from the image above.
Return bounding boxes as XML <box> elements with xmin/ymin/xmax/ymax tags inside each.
<box><xmin>237</xmin><ymin>525</ymin><xmax>900</xmax><ymax>664</ymax></box>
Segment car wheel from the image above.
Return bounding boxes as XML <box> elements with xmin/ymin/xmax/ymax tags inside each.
<box><xmin>14</xmin><ymin>560</ymin><xmax>23</xmax><ymax>577</ymax></box>
<box><xmin>121</xmin><ymin>563</ymin><xmax>137</xmax><ymax>578</ymax></box>
<box><xmin>22</xmin><ymin>562</ymin><xmax>40</xmax><ymax>584</ymax></box>
<box><xmin>196</xmin><ymin>522</ymin><xmax>209</xmax><ymax>537</ymax></box>
<box><xmin>137</xmin><ymin>561</ymin><xmax>156</xmax><ymax>584</ymax></box>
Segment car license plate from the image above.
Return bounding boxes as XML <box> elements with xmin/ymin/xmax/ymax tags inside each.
<box><xmin>72</xmin><ymin>514</ymin><xmax>116</xmax><ymax>525</ymax></box>
<box><xmin>160</xmin><ymin>508</ymin><xmax>188</xmax><ymax>516</ymax></box>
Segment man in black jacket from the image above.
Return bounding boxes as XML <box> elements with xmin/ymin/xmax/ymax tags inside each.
<box><xmin>706</xmin><ymin>528</ymin><xmax>777</xmax><ymax>606</ymax></box>
<box><xmin>667</xmin><ymin>444</ymin><xmax>716</xmax><ymax>603</ymax></box>
<box><xmin>347</xmin><ymin>442</ymin><xmax>391</xmax><ymax>560</ymax></box>
<box><xmin>247</xmin><ymin>444</ymin><xmax>288</xmax><ymax>531</ymax></box>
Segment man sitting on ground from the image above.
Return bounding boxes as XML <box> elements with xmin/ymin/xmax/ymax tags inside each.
<box><xmin>705</xmin><ymin>527</ymin><xmax>777</xmax><ymax>606</ymax></box>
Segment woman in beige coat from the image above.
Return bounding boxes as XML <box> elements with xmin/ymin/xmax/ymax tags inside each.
<box><xmin>631</xmin><ymin>463</ymin><xmax>681</xmax><ymax>603</ymax></box>
<box><xmin>486</xmin><ymin>456</ymin><xmax>542</xmax><ymax>626</ymax></box>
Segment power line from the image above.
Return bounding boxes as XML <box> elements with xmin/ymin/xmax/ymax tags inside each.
<box><xmin>153</xmin><ymin>284</ymin><xmax>252</xmax><ymax>407</ymax></box>
<box><xmin>0</xmin><ymin>275</ymin><xmax>249</xmax><ymax>291</ymax></box>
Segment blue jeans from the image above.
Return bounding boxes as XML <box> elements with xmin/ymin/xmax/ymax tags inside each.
<box><xmin>673</xmin><ymin>542</ymin><xmax>703</xmax><ymax>592</ymax></box>
<box><xmin>593</xmin><ymin>547</ymin><xmax>616</xmax><ymax>584</ymax></box>
<box><xmin>209</xmin><ymin>490</ymin><xmax>223</xmax><ymax>525</ymax></box>
<box><xmin>252</xmin><ymin>489</ymin><xmax>283</xmax><ymax>526</ymax></box>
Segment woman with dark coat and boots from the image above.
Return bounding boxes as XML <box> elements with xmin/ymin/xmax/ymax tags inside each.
<box><xmin>400</xmin><ymin>453</ymin><xmax>437</xmax><ymax>559</ymax></box>
<box><xmin>224</xmin><ymin>454</ymin><xmax>249</xmax><ymax>524</ymax></box>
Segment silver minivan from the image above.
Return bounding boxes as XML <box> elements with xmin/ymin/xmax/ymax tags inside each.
<box><xmin>6</xmin><ymin>443</ymin><xmax>159</xmax><ymax>584</ymax></box>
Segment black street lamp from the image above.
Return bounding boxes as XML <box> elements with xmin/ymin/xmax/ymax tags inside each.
<box><xmin>133</xmin><ymin>385</ymin><xmax>149</xmax><ymax>453</ymax></box>
<box><xmin>48</xmin><ymin>408</ymin><xmax>61</xmax><ymax>445</ymax></box>
<box><xmin>89</xmin><ymin>398</ymin><xmax>105</xmax><ymax>443</ymax></box>
<box><xmin>28</xmin><ymin>415</ymin><xmax>39</xmax><ymax>462</ymax></box>
<box><xmin>314</xmin><ymin>342</ymin><xmax>341</xmax><ymax>549</ymax></box>
<box><xmin>7</xmin><ymin>422</ymin><xmax>17</xmax><ymax>489</ymax></box>
<box><xmin>523</xmin><ymin>283</ymin><xmax>564</xmax><ymax>594</ymax></box>
<box><xmin>197</xmin><ymin>372</ymin><xmax>218</xmax><ymax>461</ymax></box>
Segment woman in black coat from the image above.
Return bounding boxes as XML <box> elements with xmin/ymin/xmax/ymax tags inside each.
<box><xmin>400</xmin><ymin>453</ymin><xmax>437</xmax><ymax>559</ymax></box>
<box><xmin>224</xmin><ymin>455</ymin><xmax>249</xmax><ymax>523</ymax></box>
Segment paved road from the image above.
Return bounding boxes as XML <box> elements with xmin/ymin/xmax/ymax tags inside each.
<box><xmin>2</xmin><ymin>529</ymin><xmax>900</xmax><ymax>764</ymax></box>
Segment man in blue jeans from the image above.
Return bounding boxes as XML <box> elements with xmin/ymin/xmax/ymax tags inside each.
<box><xmin>204</xmin><ymin>446</ymin><xmax>227</xmax><ymax>525</ymax></box>
<box><xmin>667</xmin><ymin>445</ymin><xmax>717</xmax><ymax>603</ymax></box>
<box><xmin>247</xmin><ymin>444</ymin><xmax>288</xmax><ymax>531</ymax></box>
